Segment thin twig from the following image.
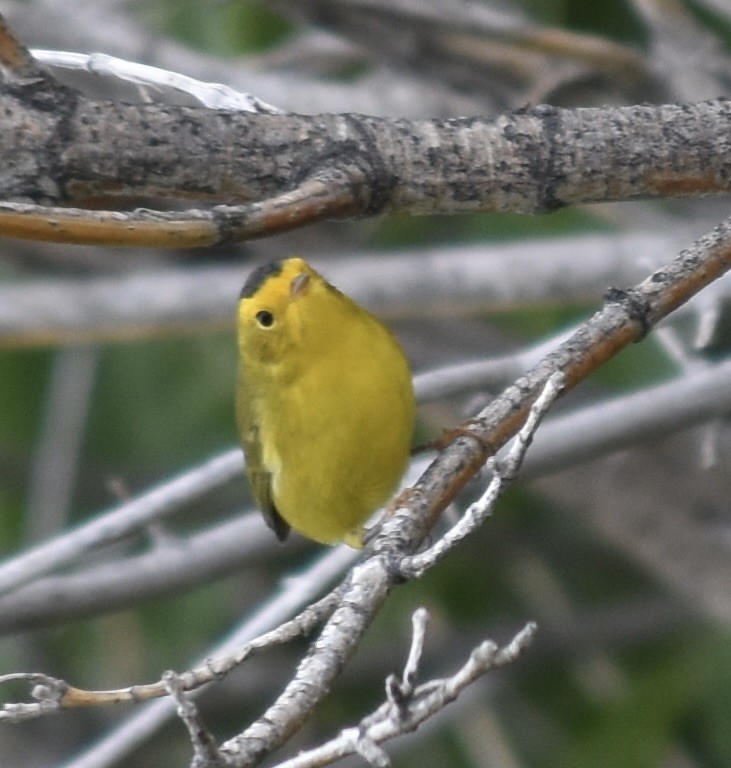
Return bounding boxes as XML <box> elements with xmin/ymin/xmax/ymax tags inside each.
<box><xmin>10</xmin><ymin>547</ymin><xmax>357</xmax><ymax>768</ymax></box>
<box><xmin>0</xmin><ymin>513</ymin><xmax>279</xmax><ymax>634</ymax></box>
<box><xmin>268</xmin><ymin>618</ymin><xmax>538</xmax><ymax>768</ymax></box>
<box><xmin>520</xmin><ymin>356</ymin><xmax>731</xmax><ymax>478</ymax></box>
<box><xmin>163</xmin><ymin>671</ymin><xmax>223</xmax><ymax>768</ymax></box>
<box><xmin>26</xmin><ymin>345</ymin><xmax>97</xmax><ymax>542</ymax></box>
<box><xmin>401</xmin><ymin>373</ymin><xmax>565</xmax><ymax>578</ymax></box>
<box><xmin>0</xmin><ymin>449</ymin><xmax>243</xmax><ymax>596</ymax></box>
<box><xmin>0</xmin><ymin>12</ymin><xmax>43</xmax><ymax>75</ymax></box>
<box><xmin>0</xmin><ymin>554</ymin><xmax>353</xmax><ymax>722</ymax></box>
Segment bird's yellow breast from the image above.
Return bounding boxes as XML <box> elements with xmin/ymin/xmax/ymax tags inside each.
<box><xmin>236</xmin><ymin>258</ymin><xmax>414</xmax><ymax>546</ymax></box>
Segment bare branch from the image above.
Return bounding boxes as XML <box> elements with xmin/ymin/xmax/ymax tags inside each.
<box><xmin>1</xmin><ymin>4</ymin><xmax>729</xmax><ymax>768</ymax></box>
<box><xmin>522</xmin><ymin>356</ymin><xmax>731</xmax><ymax>479</ymax></box>
<box><xmin>6</xmin><ymin>2</ymin><xmax>479</xmax><ymax>116</ymax></box>
<box><xmin>5</xmin><ymin>348</ymin><xmax>730</xmax><ymax>634</ymax></box>
<box><xmin>401</xmin><ymin>372</ymin><xmax>565</xmax><ymax>578</ymax></box>
<box><xmin>391</xmin><ymin>607</ymin><xmax>429</xmax><ymax>701</ymax></box>
<box><xmin>163</xmin><ymin>671</ymin><xmax>223</xmax><ymax>768</ymax></box>
<box><xmin>0</xmin><ymin>229</ymin><xmax>709</xmax><ymax>347</ymax></box>
<box><xmin>369</xmin><ymin>215</ymin><xmax>731</xmax><ymax>558</ymax></box>
<box><xmin>1</xmin><ymin>22</ymin><xmax>731</xmax><ymax>248</ymax></box>
<box><xmin>25</xmin><ymin>345</ymin><xmax>97</xmax><ymax>541</ymax></box>
<box><xmin>0</xmin><ymin>546</ymin><xmax>356</xmax><ymax>724</ymax></box>
<box><xmin>266</xmin><ymin>618</ymin><xmax>538</xmax><ymax>768</ymax></box>
<box><xmin>0</xmin><ymin>514</ymin><xmax>279</xmax><ymax>633</ymax></box>
<box><xmin>0</xmin><ymin>12</ymin><xmax>43</xmax><ymax>76</ymax></box>
<box><xmin>0</xmin><ymin>449</ymin><xmax>243</xmax><ymax>595</ymax></box>
<box><xmin>265</xmin><ymin>0</ymin><xmax>653</xmax><ymax>106</ymax></box>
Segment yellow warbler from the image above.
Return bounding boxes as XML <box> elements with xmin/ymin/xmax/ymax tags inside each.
<box><xmin>236</xmin><ymin>257</ymin><xmax>415</xmax><ymax>547</ymax></box>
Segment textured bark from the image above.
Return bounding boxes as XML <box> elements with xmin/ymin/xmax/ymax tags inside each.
<box><xmin>1</xmin><ymin>78</ymin><xmax>730</xmax><ymax>214</ymax></box>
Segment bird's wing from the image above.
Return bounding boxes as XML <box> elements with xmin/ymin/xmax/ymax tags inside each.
<box><xmin>240</xmin><ymin>404</ymin><xmax>290</xmax><ymax>542</ymax></box>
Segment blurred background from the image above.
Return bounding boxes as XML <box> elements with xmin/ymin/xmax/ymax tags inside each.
<box><xmin>1</xmin><ymin>1</ymin><xmax>731</xmax><ymax>766</ymax></box>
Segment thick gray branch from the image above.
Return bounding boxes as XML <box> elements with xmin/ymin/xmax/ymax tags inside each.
<box><xmin>1</xmin><ymin>79</ymin><xmax>730</xmax><ymax>214</ymax></box>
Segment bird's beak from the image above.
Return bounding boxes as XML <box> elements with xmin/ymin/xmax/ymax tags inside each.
<box><xmin>290</xmin><ymin>272</ymin><xmax>310</xmax><ymax>298</ymax></box>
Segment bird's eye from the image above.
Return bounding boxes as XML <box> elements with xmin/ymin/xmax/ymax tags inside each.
<box><xmin>256</xmin><ymin>310</ymin><xmax>274</xmax><ymax>328</ymax></box>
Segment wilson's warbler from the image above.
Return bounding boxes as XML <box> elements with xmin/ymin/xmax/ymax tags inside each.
<box><xmin>236</xmin><ymin>258</ymin><xmax>415</xmax><ymax>547</ymax></box>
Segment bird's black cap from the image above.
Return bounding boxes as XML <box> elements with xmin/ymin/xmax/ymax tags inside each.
<box><xmin>240</xmin><ymin>260</ymin><xmax>283</xmax><ymax>299</ymax></box>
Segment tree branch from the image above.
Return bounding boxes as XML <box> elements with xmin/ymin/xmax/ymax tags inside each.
<box><xmin>0</xmin><ymin>449</ymin><xmax>243</xmax><ymax>596</ymax></box>
<box><xmin>370</xmin><ymin>215</ymin><xmax>731</xmax><ymax>557</ymax></box>
<box><xmin>0</xmin><ymin>513</ymin><xmax>282</xmax><ymax>634</ymax></box>
<box><xmin>268</xmin><ymin>614</ymin><xmax>538</xmax><ymax>768</ymax></box>
<box><xmin>0</xmin><ymin>229</ymin><xmax>705</xmax><ymax>347</ymax></box>
<box><xmin>1</xmin><ymin>15</ymin><xmax>731</xmax><ymax>246</ymax></box>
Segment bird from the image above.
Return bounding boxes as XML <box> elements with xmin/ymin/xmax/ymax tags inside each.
<box><xmin>236</xmin><ymin>257</ymin><xmax>415</xmax><ymax>547</ymax></box>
